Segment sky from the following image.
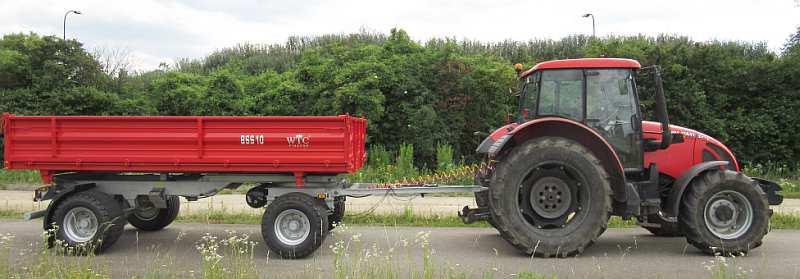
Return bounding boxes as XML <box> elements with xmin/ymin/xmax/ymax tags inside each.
<box><xmin>0</xmin><ymin>0</ymin><xmax>798</xmax><ymax>71</ymax></box>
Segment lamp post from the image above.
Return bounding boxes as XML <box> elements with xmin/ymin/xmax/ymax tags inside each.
<box><xmin>63</xmin><ymin>10</ymin><xmax>82</xmax><ymax>41</ymax></box>
<box><xmin>582</xmin><ymin>13</ymin><xmax>595</xmax><ymax>37</ymax></box>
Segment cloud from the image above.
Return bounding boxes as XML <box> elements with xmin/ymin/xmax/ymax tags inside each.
<box><xmin>0</xmin><ymin>0</ymin><xmax>797</xmax><ymax>71</ymax></box>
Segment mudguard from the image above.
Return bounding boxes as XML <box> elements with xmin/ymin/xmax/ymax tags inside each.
<box><xmin>478</xmin><ymin>117</ymin><xmax>628</xmax><ymax>204</ymax></box>
<box><xmin>665</xmin><ymin>161</ymin><xmax>728</xmax><ymax>218</ymax></box>
<box><xmin>752</xmin><ymin>177</ymin><xmax>784</xmax><ymax>206</ymax></box>
<box><xmin>40</xmin><ymin>182</ymin><xmax>96</xmax><ymax>230</ymax></box>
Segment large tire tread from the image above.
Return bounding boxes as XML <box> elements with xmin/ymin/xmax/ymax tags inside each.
<box><xmin>262</xmin><ymin>193</ymin><xmax>329</xmax><ymax>259</ymax></box>
<box><xmin>487</xmin><ymin>137</ymin><xmax>612</xmax><ymax>258</ymax></box>
<box><xmin>128</xmin><ymin>196</ymin><xmax>181</xmax><ymax>231</ymax></box>
<box><xmin>50</xmin><ymin>190</ymin><xmax>126</xmax><ymax>254</ymax></box>
<box><xmin>679</xmin><ymin>170</ymin><xmax>769</xmax><ymax>256</ymax></box>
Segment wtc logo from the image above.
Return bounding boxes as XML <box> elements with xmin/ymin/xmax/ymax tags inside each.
<box><xmin>287</xmin><ymin>134</ymin><xmax>310</xmax><ymax>148</ymax></box>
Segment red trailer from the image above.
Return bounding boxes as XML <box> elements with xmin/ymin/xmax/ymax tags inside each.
<box><xmin>2</xmin><ymin>114</ymin><xmax>367</xmax><ymax>186</ymax></box>
<box><xmin>2</xmin><ymin>113</ymin><xmax>480</xmax><ymax>258</ymax></box>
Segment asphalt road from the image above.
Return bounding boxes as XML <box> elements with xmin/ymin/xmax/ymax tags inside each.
<box><xmin>1</xmin><ymin>220</ymin><xmax>799</xmax><ymax>278</ymax></box>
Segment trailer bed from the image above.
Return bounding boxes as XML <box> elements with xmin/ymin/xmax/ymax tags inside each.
<box><xmin>2</xmin><ymin>113</ymin><xmax>367</xmax><ymax>184</ymax></box>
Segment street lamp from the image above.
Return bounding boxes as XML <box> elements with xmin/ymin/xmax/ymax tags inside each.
<box><xmin>63</xmin><ymin>10</ymin><xmax>82</xmax><ymax>41</ymax></box>
<box><xmin>582</xmin><ymin>13</ymin><xmax>595</xmax><ymax>37</ymax></box>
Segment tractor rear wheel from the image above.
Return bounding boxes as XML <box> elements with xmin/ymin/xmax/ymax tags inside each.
<box><xmin>679</xmin><ymin>170</ymin><xmax>769</xmax><ymax>256</ymax></box>
<box><xmin>488</xmin><ymin>137</ymin><xmax>611</xmax><ymax>257</ymax></box>
<box><xmin>474</xmin><ymin>190</ymin><xmax>497</xmax><ymax>227</ymax></box>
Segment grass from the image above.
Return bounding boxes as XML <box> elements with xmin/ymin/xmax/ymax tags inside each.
<box><xmin>0</xmin><ymin>209</ymin><xmax>22</xmax><ymax>219</ymax></box>
<box><xmin>0</xmin><ymin>170</ymin><xmax>41</xmax><ymax>190</ymax></box>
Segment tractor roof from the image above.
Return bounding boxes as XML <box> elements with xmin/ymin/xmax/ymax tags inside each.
<box><xmin>520</xmin><ymin>58</ymin><xmax>641</xmax><ymax>78</ymax></box>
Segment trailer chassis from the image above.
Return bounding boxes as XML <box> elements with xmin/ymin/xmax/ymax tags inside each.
<box><xmin>26</xmin><ymin>172</ymin><xmax>484</xmax><ymax>258</ymax></box>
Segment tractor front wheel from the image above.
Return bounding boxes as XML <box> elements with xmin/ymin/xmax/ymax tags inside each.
<box><xmin>488</xmin><ymin>137</ymin><xmax>611</xmax><ymax>257</ymax></box>
<box><xmin>679</xmin><ymin>170</ymin><xmax>769</xmax><ymax>256</ymax></box>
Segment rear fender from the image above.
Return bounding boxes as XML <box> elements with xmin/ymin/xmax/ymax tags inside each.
<box><xmin>41</xmin><ymin>183</ymin><xmax>96</xmax><ymax>230</ymax></box>
<box><xmin>488</xmin><ymin>117</ymin><xmax>627</xmax><ymax>203</ymax></box>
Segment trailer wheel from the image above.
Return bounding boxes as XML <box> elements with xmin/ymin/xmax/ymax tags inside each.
<box><xmin>262</xmin><ymin>193</ymin><xmax>329</xmax><ymax>258</ymax></box>
<box><xmin>328</xmin><ymin>196</ymin><xmax>345</xmax><ymax>230</ymax></box>
<box><xmin>488</xmin><ymin>137</ymin><xmax>611</xmax><ymax>257</ymax></box>
<box><xmin>128</xmin><ymin>196</ymin><xmax>181</xmax><ymax>231</ymax></box>
<box><xmin>679</xmin><ymin>170</ymin><xmax>769</xmax><ymax>256</ymax></box>
<box><xmin>50</xmin><ymin>190</ymin><xmax>126</xmax><ymax>254</ymax></box>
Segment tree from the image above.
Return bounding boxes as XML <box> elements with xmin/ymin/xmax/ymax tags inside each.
<box><xmin>783</xmin><ymin>26</ymin><xmax>800</xmax><ymax>58</ymax></box>
<box><xmin>148</xmin><ymin>72</ymin><xmax>204</xmax><ymax>115</ymax></box>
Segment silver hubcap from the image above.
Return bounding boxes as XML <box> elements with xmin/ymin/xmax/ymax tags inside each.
<box><xmin>63</xmin><ymin>207</ymin><xmax>99</xmax><ymax>243</ymax></box>
<box><xmin>529</xmin><ymin>177</ymin><xmax>572</xmax><ymax>219</ymax></box>
<box><xmin>704</xmin><ymin>190</ymin><xmax>753</xmax><ymax>239</ymax></box>
<box><xmin>274</xmin><ymin>209</ymin><xmax>310</xmax><ymax>246</ymax></box>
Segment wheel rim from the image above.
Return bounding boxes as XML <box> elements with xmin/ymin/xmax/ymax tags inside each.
<box><xmin>703</xmin><ymin>190</ymin><xmax>753</xmax><ymax>240</ymax></box>
<box><xmin>274</xmin><ymin>209</ymin><xmax>310</xmax><ymax>246</ymax></box>
<box><xmin>63</xmin><ymin>207</ymin><xmax>99</xmax><ymax>243</ymax></box>
<box><xmin>133</xmin><ymin>206</ymin><xmax>159</xmax><ymax>221</ymax></box>
<box><xmin>518</xmin><ymin>162</ymin><xmax>587</xmax><ymax>229</ymax></box>
<box><xmin>529</xmin><ymin>176</ymin><xmax>572</xmax><ymax>219</ymax></box>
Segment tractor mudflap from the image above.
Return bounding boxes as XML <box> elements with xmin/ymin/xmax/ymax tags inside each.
<box><xmin>459</xmin><ymin>205</ymin><xmax>491</xmax><ymax>224</ymax></box>
<box><xmin>752</xmin><ymin>177</ymin><xmax>783</xmax><ymax>205</ymax></box>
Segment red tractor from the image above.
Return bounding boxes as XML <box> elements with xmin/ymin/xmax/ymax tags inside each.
<box><xmin>467</xmin><ymin>58</ymin><xmax>783</xmax><ymax>257</ymax></box>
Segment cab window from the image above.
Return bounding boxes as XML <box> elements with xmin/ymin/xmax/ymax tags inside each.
<box><xmin>537</xmin><ymin>69</ymin><xmax>583</xmax><ymax>120</ymax></box>
<box><xmin>519</xmin><ymin>72</ymin><xmax>540</xmax><ymax>120</ymax></box>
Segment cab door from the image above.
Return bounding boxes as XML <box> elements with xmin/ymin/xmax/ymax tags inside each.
<box><xmin>584</xmin><ymin>69</ymin><xmax>643</xmax><ymax>170</ymax></box>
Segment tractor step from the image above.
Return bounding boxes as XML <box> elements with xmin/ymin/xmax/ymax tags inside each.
<box><xmin>459</xmin><ymin>206</ymin><xmax>491</xmax><ymax>224</ymax></box>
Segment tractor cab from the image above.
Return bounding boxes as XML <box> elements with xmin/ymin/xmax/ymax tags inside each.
<box><xmin>516</xmin><ymin>59</ymin><xmax>650</xmax><ymax>170</ymax></box>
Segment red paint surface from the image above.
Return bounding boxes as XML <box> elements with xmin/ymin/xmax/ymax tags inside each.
<box><xmin>642</xmin><ymin>121</ymin><xmax>739</xmax><ymax>179</ymax></box>
<box><xmin>520</xmin><ymin>58</ymin><xmax>641</xmax><ymax>78</ymax></box>
<box><xmin>2</xmin><ymin>114</ymin><xmax>367</xmax><ymax>180</ymax></box>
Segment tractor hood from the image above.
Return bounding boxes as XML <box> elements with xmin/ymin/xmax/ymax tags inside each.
<box><xmin>642</xmin><ymin>120</ymin><xmax>715</xmax><ymax>144</ymax></box>
<box><xmin>642</xmin><ymin>120</ymin><xmax>739</xmax><ymax>170</ymax></box>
